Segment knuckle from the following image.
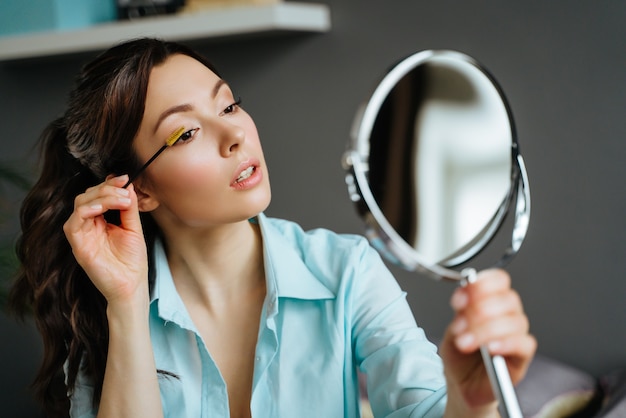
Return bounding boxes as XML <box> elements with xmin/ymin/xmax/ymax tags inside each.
<box><xmin>504</xmin><ymin>291</ymin><xmax>522</xmax><ymax>312</ymax></box>
<box><xmin>62</xmin><ymin>220</ymin><xmax>70</xmax><ymax>235</ymax></box>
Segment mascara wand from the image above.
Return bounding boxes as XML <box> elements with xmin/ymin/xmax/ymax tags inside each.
<box><xmin>123</xmin><ymin>126</ymin><xmax>186</xmax><ymax>188</ymax></box>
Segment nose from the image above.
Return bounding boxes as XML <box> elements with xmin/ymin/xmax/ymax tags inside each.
<box><xmin>214</xmin><ymin>118</ymin><xmax>245</xmax><ymax>157</ymax></box>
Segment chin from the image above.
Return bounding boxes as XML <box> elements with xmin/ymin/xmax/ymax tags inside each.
<box><xmin>252</xmin><ymin>193</ymin><xmax>272</xmax><ymax>216</ymax></box>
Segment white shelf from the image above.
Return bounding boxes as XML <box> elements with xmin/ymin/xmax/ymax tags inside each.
<box><xmin>0</xmin><ymin>2</ymin><xmax>330</xmax><ymax>62</ymax></box>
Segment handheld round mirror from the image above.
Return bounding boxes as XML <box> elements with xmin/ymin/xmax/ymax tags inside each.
<box><xmin>342</xmin><ymin>50</ymin><xmax>530</xmax><ymax>418</ymax></box>
<box><xmin>343</xmin><ymin>49</ymin><xmax>530</xmax><ymax>282</ymax></box>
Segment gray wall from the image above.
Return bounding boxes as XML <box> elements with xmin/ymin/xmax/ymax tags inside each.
<box><xmin>2</xmin><ymin>0</ymin><xmax>626</xmax><ymax>415</ymax></box>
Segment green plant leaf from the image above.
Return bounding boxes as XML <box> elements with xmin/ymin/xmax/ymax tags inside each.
<box><xmin>0</xmin><ymin>160</ymin><xmax>31</xmax><ymax>309</ymax></box>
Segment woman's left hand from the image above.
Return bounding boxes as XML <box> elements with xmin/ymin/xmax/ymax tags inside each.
<box><xmin>439</xmin><ymin>268</ymin><xmax>537</xmax><ymax>414</ymax></box>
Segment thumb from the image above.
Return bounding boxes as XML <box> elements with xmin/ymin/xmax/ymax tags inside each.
<box><xmin>119</xmin><ymin>183</ymin><xmax>144</xmax><ymax>235</ymax></box>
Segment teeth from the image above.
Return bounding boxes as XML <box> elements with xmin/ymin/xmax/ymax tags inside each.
<box><xmin>236</xmin><ymin>166</ymin><xmax>254</xmax><ymax>182</ymax></box>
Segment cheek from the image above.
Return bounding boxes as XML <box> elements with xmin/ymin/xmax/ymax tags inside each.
<box><xmin>153</xmin><ymin>150</ymin><xmax>223</xmax><ymax>196</ymax></box>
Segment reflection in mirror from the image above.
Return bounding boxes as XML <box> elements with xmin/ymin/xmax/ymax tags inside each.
<box><xmin>367</xmin><ymin>54</ymin><xmax>513</xmax><ymax>267</ymax></box>
<box><xmin>415</xmin><ymin>59</ymin><xmax>511</xmax><ymax>263</ymax></box>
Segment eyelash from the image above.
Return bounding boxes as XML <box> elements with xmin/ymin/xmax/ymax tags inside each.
<box><xmin>220</xmin><ymin>96</ymin><xmax>242</xmax><ymax>116</ymax></box>
<box><xmin>176</xmin><ymin>128</ymin><xmax>199</xmax><ymax>143</ymax></box>
<box><xmin>172</xmin><ymin>97</ymin><xmax>243</xmax><ymax>145</ymax></box>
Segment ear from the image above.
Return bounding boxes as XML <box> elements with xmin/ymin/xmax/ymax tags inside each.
<box><xmin>133</xmin><ymin>183</ymin><xmax>160</xmax><ymax>212</ymax></box>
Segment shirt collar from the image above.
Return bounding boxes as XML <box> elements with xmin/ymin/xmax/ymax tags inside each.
<box><xmin>257</xmin><ymin>213</ymin><xmax>335</xmax><ymax>301</ymax></box>
<box><xmin>149</xmin><ymin>213</ymin><xmax>335</xmax><ymax>314</ymax></box>
<box><xmin>150</xmin><ymin>240</ymin><xmax>197</xmax><ymax>331</ymax></box>
<box><xmin>150</xmin><ymin>239</ymin><xmax>169</xmax><ymax>304</ymax></box>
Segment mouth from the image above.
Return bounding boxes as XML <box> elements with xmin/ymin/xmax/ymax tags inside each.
<box><xmin>231</xmin><ymin>158</ymin><xmax>262</xmax><ymax>188</ymax></box>
<box><xmin>236</xmin><ymin>166</ymin><xmax>255</xmax><ymax>183</ymax></box>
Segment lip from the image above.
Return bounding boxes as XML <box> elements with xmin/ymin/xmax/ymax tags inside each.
<box><xmin>231</xmin><ymin>157</ymin><xmax>262</xmax><ymax>190</ymax></box>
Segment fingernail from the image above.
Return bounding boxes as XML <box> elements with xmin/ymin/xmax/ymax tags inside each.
<box><xmin>451</xmin><ymin>290</ymin><xmax>468</xmax><ymax>310</ymax></box>
<box><xmin>456</xmin><ymin>333</ymin><xmax>475</xmax><ymax>350</ymax></box>
<box><xmin>118</xmin><ymin>197</ymin><xmax>131</xmax><ymax>204</ymax></box>
<box><xmin>116</xmin><ymin>188</ymin><xmax>130</xmax><ymax>197</ymax></box>
<box><xmin>488</xmin><ymin>340</ymin><xmax>503</xmax><ymax>352</ymax></box>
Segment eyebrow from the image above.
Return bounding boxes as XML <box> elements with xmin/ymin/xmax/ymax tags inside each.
<box><xmin>152</xmin><ymin>79</ymin><xmax>228</xmax><ymax>134</ymax></box>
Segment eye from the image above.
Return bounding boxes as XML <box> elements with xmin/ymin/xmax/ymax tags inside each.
<box><xmin>220</xmin><ymin>97</ymin><xmax>242</xmax><ymax>116</ymax></box>
<box><xmin>174</xmin><ymin>128</ymin><xmax>199</xmax><ymax>144</ymax></box>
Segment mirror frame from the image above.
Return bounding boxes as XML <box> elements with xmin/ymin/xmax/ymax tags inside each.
<box><xmin>342</xmin><ymin>50</ymin><xmax>530</xmax><ymax>282</ymax></box>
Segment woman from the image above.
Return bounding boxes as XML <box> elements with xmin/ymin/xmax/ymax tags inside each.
<box><xmin>10</xmin><ymin>38</ymin><xmax>535</xmax><ymax>417</ymax></box>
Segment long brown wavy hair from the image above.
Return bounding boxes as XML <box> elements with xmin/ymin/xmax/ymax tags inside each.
<box><xmin>8</xmin><ymin>38</ymin><xmax>219</xmax><ymax>417</ymax></box>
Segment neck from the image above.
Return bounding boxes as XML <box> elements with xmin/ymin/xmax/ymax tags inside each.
<box><xmin>161</xmin><ymin>220</ymin><xmax>265</xmax><ymax>310</ymax></box>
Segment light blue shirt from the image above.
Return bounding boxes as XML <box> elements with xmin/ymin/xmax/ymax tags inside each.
<box><xmin>68</xmin><ymin>213</ymin><xmax>447</xmax><ymax>417</ymax></box>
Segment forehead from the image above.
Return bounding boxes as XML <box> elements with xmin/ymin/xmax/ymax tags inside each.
<box><xmin>145</xmin><ymin>54</ymin><xmax>221</xmax><ymax>107</ymax></box>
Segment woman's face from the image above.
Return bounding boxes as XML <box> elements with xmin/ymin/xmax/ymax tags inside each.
<box><xmin>133</xmin><ymin>54</ymin><xmax>271</xmax><ymax>228</ymax></box>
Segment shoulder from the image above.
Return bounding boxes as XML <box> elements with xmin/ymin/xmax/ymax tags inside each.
<box><xmin>259</xmin><ymin>214</ymin><xmax>392</xmax><ymax>295</ymax></box>
<box><xmin>262</xmin><ymin>215</ymin><xmax>373</xmax><ymax>262</ymax></box>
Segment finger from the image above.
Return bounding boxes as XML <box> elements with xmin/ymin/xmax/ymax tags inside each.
<box><xmin>75</xmin><ymin>175</ymin><xmax>129</xmax><ymax>205</ymax></box>
<box><xmin>466</xmin><ymin>269</ymin><xmax>512</xmax><ymax>300</ymax></box>
<box><xmin>450</xmin><ymin>270</ymin><xmax>512</xmax><ymax>313</ymax></box>
<box><xmin>64</xmin><ymin>185</ymin><xmax>133</xmax><ymax>239</ymax></box>
<box><xmin>71</xmin><ymin>190</ymin><xmax>133</xmax><ymax>221</ymax></box>
<box><xmin>487</xmin><ymin>333</ymin><xmax>537</xmax><ymax>359</ymax></box>
<box><xmin>452</xmin><ymin>312</ymin><xmax>530</xmax><ymax>353</ymax></box>
<box><xmin>487</xmin><ymin>334</ymin><xmax>537</xmax><ymax>384</ymax></box>
<box><xmin>83</xmin><ymin>174</ymin><xmax>128</xmax><ymax>192</ymax></box>
<box><xmin>479</xmin><ymin>309</ymin><xmax>529</xmax><ymax>344</ymax></box>
<box><xmin>63</xmin><ymin>204</ymin><xmax>105</xmax><ymax>243</ymax></box>
<box><xmin>118</xmin><ymin>183</ymin><xmax>143</xmax><ymax>234</ymax></box>
<box><xmin>451</xmin><ymin>285</ymin><xmax>524</xmax><ymax>336</ymax></box>
<box><xmin>468</xmin><ymin>290</ymin><xmax>524</xmax><ymax>325</ymax></box>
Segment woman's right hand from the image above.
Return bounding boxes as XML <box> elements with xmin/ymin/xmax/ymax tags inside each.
<box><xmin>65</xmin><ymin>175</ymin><xmax>163</xmax><ymax>418</ymax></box>
<box><xmin>63</xmin><ymin>174</ymin><xmax>149</xmax><ymax>306</ymax></box>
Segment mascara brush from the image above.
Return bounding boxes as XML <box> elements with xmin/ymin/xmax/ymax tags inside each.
<box><xmin>123</xmin><ymin>126</ymin><xmax>186</xmax><ymax>188</ymax></box>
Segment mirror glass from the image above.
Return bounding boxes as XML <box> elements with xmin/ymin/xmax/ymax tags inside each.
<box><xmin>344</xmin><ymin>50</ymin><xmax>530</xmax><ymax>281</ymax></box>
